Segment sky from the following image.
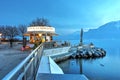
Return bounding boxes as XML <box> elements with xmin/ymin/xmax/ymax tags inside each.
<box><xmin>0</xmin><ymin>0</ymin><xmax>120</xmax><ymax>34</ymax></box>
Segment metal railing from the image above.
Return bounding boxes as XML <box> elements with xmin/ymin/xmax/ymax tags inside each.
<box><xmin>3</xmin><ymin>43</ymin><xmax>44</xmax><ymax>80</ymax></box>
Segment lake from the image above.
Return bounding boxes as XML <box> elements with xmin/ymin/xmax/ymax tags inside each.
<box><xmin>58</xmin><ymin>39</ymin><xmax>120</xmax><ymax>80</ymax></box>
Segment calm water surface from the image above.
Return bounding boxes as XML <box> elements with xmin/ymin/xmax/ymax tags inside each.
<box><xmin>58</xmin><ymin>39</ymin><xmax>120</xmax><ymax>80</ymax></box>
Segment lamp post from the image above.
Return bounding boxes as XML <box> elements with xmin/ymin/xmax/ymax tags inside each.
<box><xmin>0</xmin><ymin>33</ymin><xmax>2</xmax><ymax>44</ymax></box>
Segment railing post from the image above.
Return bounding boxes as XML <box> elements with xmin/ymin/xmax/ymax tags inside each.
<box><xmin>23</xmin><ymin>65</ymin><xmax>27</xmax><ymax>80</ymax></box>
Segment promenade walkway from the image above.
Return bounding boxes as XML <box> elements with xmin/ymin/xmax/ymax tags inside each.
<box><xmin>36</xmin><ymin>55</ymin><xmax>88</xmax><ymax>80</ymax></box>
<box><xmin>0</xmin><ymin>42</ymin><xmax>30</xmax><ymax>79</ymax></box>
<box><xmin>37</xmin><ymin>47</ymin><xmax>88</xmax><ymax>80</ymax></box>
<box><xmin>37</xmin><ymin>73</ymin><xmax>88</xmax><ymax>80</ymax></box>
<box><xmin>2</xmin><ymin>43</ymin><xmax>89</xmax><ymax>80</ymax></box>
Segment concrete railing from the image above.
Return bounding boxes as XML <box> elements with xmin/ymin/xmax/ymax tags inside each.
<box><xmin>2</xmin><ymin>43</ymin><xmax>43</xmax><ymax>80</ymax></box>
<box><xmin>44</xmin><ymin>46</ymin><xmax>70</xmax><ymax>56</ymax></box>
<box><xmin>44</xmin><ymin>41</ymin><xmax>70</xmax><ymax>49</ymax></box>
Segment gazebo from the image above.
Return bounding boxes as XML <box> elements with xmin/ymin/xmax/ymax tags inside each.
<box><xmin>24</xmin><ymin>26</ymin><xmax>58</xmax><ymax>43</ymax></box>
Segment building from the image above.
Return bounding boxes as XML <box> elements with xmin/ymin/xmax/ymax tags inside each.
<box><xmin>24</xmin><ymin>26</ymin><xmax>57</xmax><ymax>43</ymax></box>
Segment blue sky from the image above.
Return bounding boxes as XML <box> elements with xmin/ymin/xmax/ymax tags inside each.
<box><xmin>0</xmin><ymin>0</ymin><xmax>120</xmax><ymax>34</ymax></box>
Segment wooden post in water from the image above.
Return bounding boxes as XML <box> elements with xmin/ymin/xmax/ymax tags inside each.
<box><xmin>80</xmin><ymin>28</ymin><xmax>83</xmax><ymax>45</ymax></box>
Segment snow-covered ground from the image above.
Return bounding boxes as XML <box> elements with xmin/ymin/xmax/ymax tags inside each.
<box><xmin>0</xmin><ymin>42</ymin><xmax>31</xmax><ymax>79</ymax></box>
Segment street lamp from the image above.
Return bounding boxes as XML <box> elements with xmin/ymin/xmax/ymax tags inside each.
<box><xmin>0</xmin><ymin>33</ymin><xmax>2</xmax><ymax>43</ymax></box>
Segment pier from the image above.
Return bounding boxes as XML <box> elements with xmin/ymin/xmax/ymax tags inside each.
<box><xmin>69</xmin><ymin>28</ymin><xmax>106</xmax><ymax>59</ymax></box>
<box><xmin>37</xmin><ymin>74</ymin><xmax>88</xmax><ymax>80</ymax></box>
<box><xmin>2</xmin><ymin>43</ymin><xmax>88</xmax><ymax>80</ymax></box>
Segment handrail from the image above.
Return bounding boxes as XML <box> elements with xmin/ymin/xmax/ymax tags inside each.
<box><xmin>2</xmin><ymin>43</ymin><xmax>44</xmax><ymax>80</ymax></box>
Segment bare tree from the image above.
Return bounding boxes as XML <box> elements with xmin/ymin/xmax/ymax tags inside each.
<box><xmin>18</xmin><ymin>24</ymin><xmax>27</xmax><ymax>38</ymax></box>
<box><xmin>6</xmin><ymin>26</ymin><xmax>18</xmax><ymax>39</ymax></box>
<box><xmin>18</xmin><ymin>24</ymin><xmax>27</xmax><ymax>47</ymax></box>
<box><xmin>0</xmin><ymin>25</ymin><xmax>7</xmax><ymax>39</ymax></box>
<box><xmin>29</xmin><ymin>18</ymin><xmax>50</xmax><ymax>26</ymax></box>
<box><xmin>6</xmin><ymin>26</ymin><xmax>19</xmax><ymax>47</ymax></box>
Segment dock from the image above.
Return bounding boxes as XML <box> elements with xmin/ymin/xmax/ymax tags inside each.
<box><xmin>36</xmin><ymin>56</ymin><xmax>88</xmax><ymax>80</ymax></box>
<box><xmin>3</xmin><ymin>43</ymin><xmax>89</xmax><ymax>80</ymax></box>
<box><xmin>37</xmin><ymin>73</ymin><xmax>88</xmax><ymax>80</ymax></box>
<box><xmin>36</xmin><ymin>46</ymin><xmax>88</xmax><ymax>80</ymax></box>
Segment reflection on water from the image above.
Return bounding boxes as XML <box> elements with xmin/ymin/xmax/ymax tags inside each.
<box><xmin>80</xmin><ymin>59</ymin><xmax>83</xmax><ymax>74</ymax></box>
<box><xmin>58</xmin><ymin>39</ymin><xmax>120</xmax><ymax>80</ymax></box>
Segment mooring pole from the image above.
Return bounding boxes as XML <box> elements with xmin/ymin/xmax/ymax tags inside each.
<box><xmin>80</xmin><ymin>28</ymin><xmax>83</xmax><ymax>45</ymax></box>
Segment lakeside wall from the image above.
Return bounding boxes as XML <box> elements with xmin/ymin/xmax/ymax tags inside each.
<box><xmin>43</xmin><ymin>47</ymin><xmax>70</xmax><ymax>56</ymax></box>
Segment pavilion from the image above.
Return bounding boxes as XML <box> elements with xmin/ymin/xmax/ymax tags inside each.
<box><xmin>24</xmin><ymin>26</ymin><xmax>58</xmax><ymax>43</ymax></box>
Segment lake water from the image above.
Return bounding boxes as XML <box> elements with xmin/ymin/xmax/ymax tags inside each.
<box><xmin>58</xmin><ymin>39</ymin><xmax>120</xmax><ymax>80</ymax></box>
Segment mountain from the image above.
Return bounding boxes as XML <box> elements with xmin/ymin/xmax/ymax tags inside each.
<box><xmin>54</xmin><ymin>20</ymin><xmax>120</xmax><ymax>40</ymax></box>
<box><xmin>84</xmin><ymin>20</ymin><xmax>120</xmax><ymax>39</ymax></box>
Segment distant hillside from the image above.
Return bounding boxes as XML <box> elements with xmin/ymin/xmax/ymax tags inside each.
<box><xmin>84</xmin><ymin>20</ymin><xmax>120</xmax><ymax>39</ymax></box>
<box><xmin>54</xmin><ymin>20</ymin><xmax>120</xmax><ymax>40</ymax></box>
